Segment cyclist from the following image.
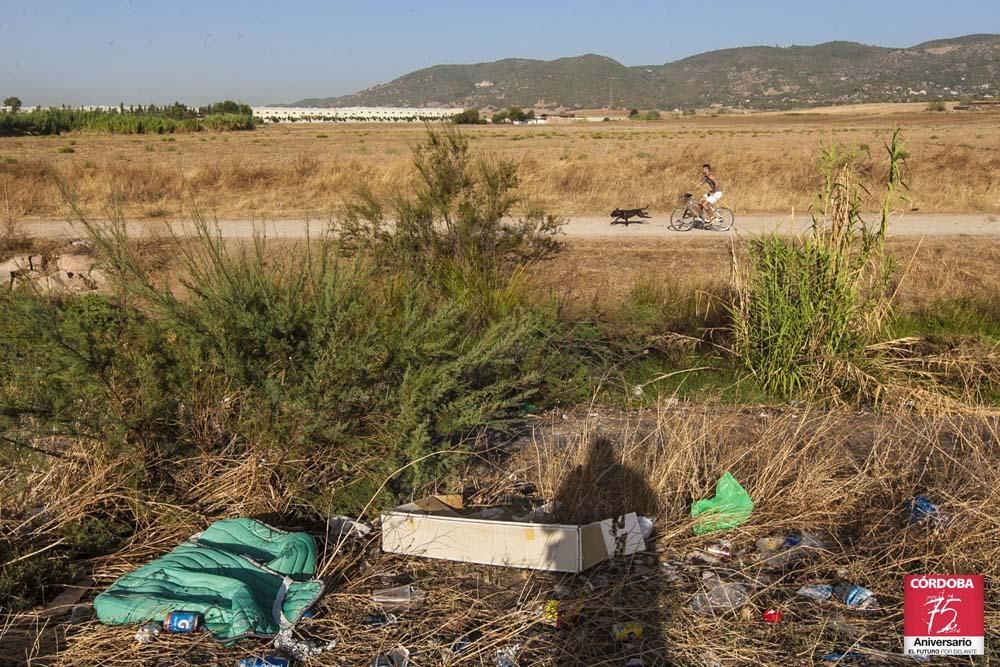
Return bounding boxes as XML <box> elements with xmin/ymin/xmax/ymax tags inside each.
<box><xmin>698</xmin><ymin>163</ymin><xmax>722</xmax><ymax>221</ymax></box>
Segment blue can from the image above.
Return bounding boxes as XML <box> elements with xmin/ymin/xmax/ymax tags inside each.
<box><xmin>164</xmin><ymin>611</ymin><xmax>199</xmax><ymax>633</ymax></box>
<box><xmin>237</xmin><ymin>656</ymin><xmax>291</xmax><ymax>667</ymax></box>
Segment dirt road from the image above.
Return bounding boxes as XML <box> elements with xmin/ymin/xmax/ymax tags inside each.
<box><xmin>19</xmin><ymin>213</ymin><xmax>999</xmax><ymax>240</ymax></box>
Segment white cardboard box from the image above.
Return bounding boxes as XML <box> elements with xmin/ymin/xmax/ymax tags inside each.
<box><xmin>381</xmin><ymin>495</ymin><xmax>645</xmax><ymax>573</ymax></box>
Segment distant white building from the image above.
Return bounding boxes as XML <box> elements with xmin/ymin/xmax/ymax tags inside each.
<box><xmin>253</xmin><ymin>107</ymin><xmax>459</xmax><ymax>123</ymax></box>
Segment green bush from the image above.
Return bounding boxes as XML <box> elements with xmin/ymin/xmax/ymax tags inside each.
<box><xmin>729</xmin><ymin>131</ymin><xmax>907</xmax><ymax>401</ymax></box>
<box><xmin>2</xmin><ymin>125</ymin><xmax>576</xmax><ymax>516</ymax></box>
<box><xmin>337</xmin><ymin>124</ymin><xmax>562</xmax><ymax>285</ymax></box>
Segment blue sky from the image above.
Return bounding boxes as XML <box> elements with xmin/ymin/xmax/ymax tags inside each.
<box><xmin>2</xmin><ymin>0</ymin><xmax>996</xmax><ymax>106</ymax></box>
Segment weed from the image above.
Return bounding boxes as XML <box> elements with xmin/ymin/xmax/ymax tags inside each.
<box><xmin>730</xmin><ymin>130</ymin><xmax>908</xmax><ymax>403</ymax></box>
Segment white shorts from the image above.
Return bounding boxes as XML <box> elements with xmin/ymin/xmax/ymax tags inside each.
<box><xmin>706</xmin><ymin>191</ymin><xmax>723</xmax><ymax>205</ymax></box>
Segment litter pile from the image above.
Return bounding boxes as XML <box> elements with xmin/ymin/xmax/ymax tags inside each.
<box><xmin>17</xmin><ymin>474</ymin><xmax>953</xmax><ymax>666</ymax></box>
<box><xmin>4</xmin><ymin>408</ymin><xmax>995</xmax><ymax>666</ymax></box>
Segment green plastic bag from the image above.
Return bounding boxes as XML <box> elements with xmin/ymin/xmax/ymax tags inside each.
<box><xmin>690</xmin><ymin>471</ymin><xmax>753</xmax><ymax>535</ymax></box>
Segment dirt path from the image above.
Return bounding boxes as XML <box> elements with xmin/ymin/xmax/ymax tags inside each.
<box><xmin>19</xmin><ymin>213</ymin><xmax>999</xmax><ymax>240</ymax></box>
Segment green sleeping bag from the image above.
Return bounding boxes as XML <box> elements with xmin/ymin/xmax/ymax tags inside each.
<box><xmin>94</xmin><ymin>518</ymin><xmax>324</xmax><ymax>641</ymax></box>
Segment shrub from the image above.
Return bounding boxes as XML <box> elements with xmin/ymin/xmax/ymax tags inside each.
<box><xmin>1</xmin><ymin>124</ymin><xmax>575</xmax><ymax>515</ymax></box>
<box><xmin>337</xmin><ymin>124</ymin><xmax>563</xmax><ymax>284</ymax></box>
<box><xmin>926</xmin><ymin>99</ymin><xmax>946</xmax><ymax>112</ymax></box>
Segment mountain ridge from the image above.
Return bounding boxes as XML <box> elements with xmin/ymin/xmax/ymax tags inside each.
<box><xmin>289</xmin><ymin>34</ymin><xmax>999</xmax><ymax>110</ymax></box>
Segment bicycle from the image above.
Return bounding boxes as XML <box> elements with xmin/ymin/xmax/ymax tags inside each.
<box><xmin>669</xmin><ymin>193</ymin><xmax>734</xmax><ymax>232</ymax></box>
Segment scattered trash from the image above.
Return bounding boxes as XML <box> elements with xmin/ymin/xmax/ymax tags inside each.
<box><xmin>690</xmin><ymin>472</ymin><xmax>753</xmax><ymax>535</ymax></box>
<box><xmin>756</xmin><ymin>531</ymin><xmax>824</xmax><ymax>568</ymax></box>
<box><xmin>238</xmin><ymin>657</ymin><xmax>291</xmax><ymax>667</ymax></box>
<box><xmin>542</xmin><ymin>599</ymin><xmax>583</xmax><ymax>629</ymax></box>
<box><xmin>520</xmin><ymin>500</ymin><xmax>560</xmax><ymax>523</ymax></box>
<box><xmin>328</xmin><ymin>515</ymin><xmax>372</xmax><ymax>540</ymax></box>
<box><xmin>833</xmin><ymin>583</ymin><xmax>879</xmax><ymax>611</ymax></box>
<box><xmin>362</xmin><ymin>612</ymin><xmax>398</xmax><ymax>627</ymax></box>
<box><xmin>906</xmin><ymin>495</ymin><xmax>945</xmax><ymax>528</ymax></box>
<box><xmin>797</xmin><ymin>584</ymin><xmax>834</xmax><ymax>601</ymax></box>
<box><xmin>637</xmin><ymin>515</ymin><xmax>654</xmax><ymax>542</ymax></box>
<box><xmin>824</xmin><ymin>612</ymin><xmax>861</xmax><ymax>638</ymax></box>
<box><xmin>373</xmin><ymin>584</ymin><xmax>426</xmax><ymax>611</ymax></box>
<box><xmin>134</xmin><ymin>622</ymin><xmax>162</xmax><ymax>644</ymax></box>
<box><xmin>762</xmin><ymin>608</ymin><xmax>783</xmax><ymax>624</ymax></box>
<box><xmin>690</xmin><ymin>572</ymin><xmax>748</xmax><ymax>614</ymax></box>
<box><xmin>273</xmin><ymin>626</ymin><xmax>337</xmax><ymax>660</ymax></box>
<box><xmin>660</xmin><ymin>562</ymin><xmax>683</xmax><ymax>583</ymax></box>
<box><xmin>612</xmin><ymin>621</ymin><xmax>643</xmax><ymax>641</ymax></box>
<box><xmin>495</xmin><ymin>644</ymin><xmax>521</xmax><ymax>667</ymax></box>
<box><xmin>382</xmin><ymin>495</ymin><xmax>645</xmax><ymax>572</ymax></box>
<box><xmin>96</xmin><ymin>518</ymin><xmax>324</xmax><ymax>641</ymax></box>
<box><xmin>690</xmin><ymin>539</ymin><xmax>732</xmax><ymax>564</ymax></box>
<box><xmin>164</xmin><ymin>611</ymin><xmax>200</xmax><ymax>633</ymax></box>
<box><xmin>587</xmin><ymin>574</ymin><xmax>610</xmax><ymax>591</ymax></box>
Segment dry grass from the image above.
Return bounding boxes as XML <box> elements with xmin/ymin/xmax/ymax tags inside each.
<box><xmin>4</xmin><ymin>405</ymin><xmax>999</xmax><ymax>665</ymax></box>
<box><xmin>0</xmin><ymin>107</ymin><xmax>998</xmax><ymax>220</ymax></box>
<box><xmin>539</xmin><ymin>236</ymin><xmax>1000</xmax><ymax>316</ymax></box>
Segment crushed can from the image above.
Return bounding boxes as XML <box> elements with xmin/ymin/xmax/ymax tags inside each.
<box><xmin>762</xmin><ymin>607</ymin><xmax>783</xmax><ymax>623</ymax></box>
<box><xmin>237</xmin><ymin>656</ymin><xmax>290</xmax><ymax>667</ymax></box>
<box><xmin>164</xmin><ymin>611</ymin><xmax>199</xmax><ymax>633</ymax></box>
<box><xmin>612</xmin><ymin>621</ymin><xmax>644</xmax><ymax>641</ymax></box>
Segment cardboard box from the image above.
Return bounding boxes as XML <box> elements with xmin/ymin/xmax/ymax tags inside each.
<box><xmin>381</xmin><ymin>495</ymin><xmax>645</xmax><ymax>573</ymax></box>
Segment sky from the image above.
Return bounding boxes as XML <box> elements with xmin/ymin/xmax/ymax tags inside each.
<box><xmin>2</xmin><ymin>0</ymin><xmax>997</xmax><ymax>107</ymax></box>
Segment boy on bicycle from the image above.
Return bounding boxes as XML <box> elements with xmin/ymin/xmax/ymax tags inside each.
<box><xmin>699</xmin><ymin>163</ymin><xmax>722</xmax><ymax>221</ymax></box>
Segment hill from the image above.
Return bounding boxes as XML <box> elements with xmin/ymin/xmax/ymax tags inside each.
<box><xmin>290</xmin><ymin>34</ymin><xmax>1000</xmax><ymax>110</ymax></box>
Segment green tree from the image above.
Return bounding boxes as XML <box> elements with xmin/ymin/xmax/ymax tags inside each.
<box><xmin>508</xmin><ymin>107</ymin><xmax>528</xmax><ymax>123</ymax></box>
<box><xmin>3</xmin><ymin>97</ymin><xmax>22</xmax><ymax>112</ymax></box>
<box><xmin>452</xmin><ymin>108</ymin><xmax>483</xmax><ymax>125</ymax></box>
<box><xmin>629</xmin><ymin>108</ymin><xmax>639</xmax><ymax>118</ymax></box>
<box><xmin>492</xmin><ymin>109</ymin><xmax>509</xmax><ymax>124</ymax></box>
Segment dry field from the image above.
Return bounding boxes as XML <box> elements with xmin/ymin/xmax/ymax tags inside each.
<box><xmin>1</xmin><ymin>106</ymin><xmax>998</xmax><ymax>221</ymax></box>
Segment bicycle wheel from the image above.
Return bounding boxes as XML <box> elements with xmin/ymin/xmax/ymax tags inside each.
<box><xmin>710</xmin><ymin>207</ymin><xmax>734</xmax><ymax>231</ymax></box>
<box><xmin>669</xmin><ymin>207</ymin><xmax>695</xmax><ymax>231</ymax></box>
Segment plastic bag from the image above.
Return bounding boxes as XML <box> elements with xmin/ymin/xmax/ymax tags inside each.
<box><xmin>690</xmin><ymin>472</ymin><xmax>753</xmax><ymax>535</ymax></box>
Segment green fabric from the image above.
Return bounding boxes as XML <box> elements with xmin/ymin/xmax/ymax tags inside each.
<box><xmin>690</xmin><ymin>472</ymin><xmax>754</xmax><ymax>535</ymax></box>
<box><xmin>94</xmin><ymin>518</ymin><xmax>324</xmax><ymax>641</ymax></box>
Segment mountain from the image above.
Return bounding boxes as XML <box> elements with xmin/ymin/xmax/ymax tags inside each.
<box><xmin>290</xmin><ymin>34</ymin><xmax>1000</xmax><ymax>110</ymax></box>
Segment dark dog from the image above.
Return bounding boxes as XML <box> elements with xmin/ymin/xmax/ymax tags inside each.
<box><xmin>610</xmin><ymin>205</ymin><xmax>651</xmax><ymax>226</ymax></box>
